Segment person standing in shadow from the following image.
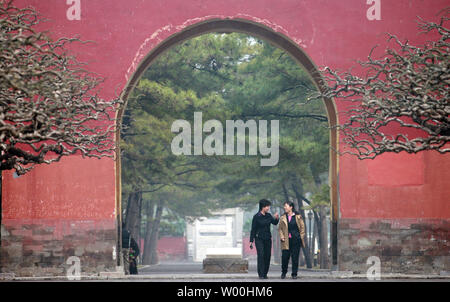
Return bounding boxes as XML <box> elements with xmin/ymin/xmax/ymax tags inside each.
<box><xmin>122</xmin><ymin>222</ymin><xmax>140</xmax><ymax>275</ymax></box>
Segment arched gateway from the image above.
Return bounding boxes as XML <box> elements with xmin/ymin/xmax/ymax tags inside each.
<box><xmin>1</xmin><ymin>0</ymin><xmax>448</xmax><ymax>277</ymax></box>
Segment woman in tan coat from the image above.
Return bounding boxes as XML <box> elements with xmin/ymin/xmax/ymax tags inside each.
<box><xmin>278</xmin><ymin>201</ymin><xmax>306</xmax><ymax>279</ymax></box>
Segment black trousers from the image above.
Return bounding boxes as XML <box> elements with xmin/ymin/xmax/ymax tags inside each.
<box><xmin>281</xmin><ymin>237</ymin><xmax>301</xmax><ymax>276</ymax></box>
<box><xmin>255</xmin><ymin>238</ymin><xmax>272</xmax><ymax>277</ymax></box>
<box><xmin>130</xmin><ymin>258</ymin><xmax>138</xmax><ymax>275</ymax></box>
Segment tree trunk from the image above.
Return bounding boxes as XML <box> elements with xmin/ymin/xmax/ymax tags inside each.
<box><xmin>148</xmin><ymin>200</ymin><xmax>164</xmax><ymax>265</ymax></box>
<box><xmin>313</xmin><ymin>210</ymin><xmax>322</xmax><ymax>250</ymax></box>
<box><xmin>124</xmin><ymin>191</ymin><xmax>137</xmax><ymax>232</ymax></box>
<box><xmin>312</xmin><ymin>216</ymin><xmax>317</xmax><ymax>267</ymax></box>
<box><xmin>124</xmin><ymin>191</ymin><xmax>133</xmax><ymax>231</ymax></box>
<box><xmin>0</xmin><ymin>174</ymin><xmax>2</xmax><ymax>249</ymax></box>
<box><xmin>131</xmin><ymin>192</ymin><xmax>142</xmax><ymax>245</ymax></box>
<box><xmin>124</xmin><ymin>190</ymin><xmax>143</xmax><ymax>258</ymax></box>
<box><xmin>299</xmin><ymin>248</ymin><xmax>305</xmax><ymax>267</ymax></box>
<box><xmin>272</xmin><ymin>203</ymin><xmax>282</xmax><ymax>264</ymax></box>
<box><xmin>310</xmin><ymin>163</ymin><xmax>322</xmax><ymax>187</ymax></box>
<box><xmin>136</xmin><ymin>194</ymin><xmax>143</xmax><ymax>263</ymax></box>
<box><xmin>123</xmin><ymin>191</ymin><xmax>132</xmax><ymax>225</ymax></box>
<box><xmin>272</xmin><ymin>223</ymin><xmax>280</xmax><ymax>264</ymax></box>
<box><xmin>292</xmin><ymin>189</ymin><xmax>323</xmax><ymax>263</ymax></box>
<box><xmin>142</xmin><ymin>201</ymin><xmax>155</xmax><ymax>265</ymax></box>
<box><xmin>281</xmin><ymin>183</ymin><xmax>290</xmax><ymax>203</ymax></box>
<box><xmin>319</xmin><ymin>205</ymin><xmax>330</xmax><ymax>269</ymax></box>
<box><xmin>291</xmin><ymin>180</ymin><xmax>312</xmax><ymax>269</ymax></box>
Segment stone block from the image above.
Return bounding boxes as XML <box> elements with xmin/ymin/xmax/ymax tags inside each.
<box><xmin>10</xmin><ymin>229</ymin><xmax>33</xmax><ymax>237</ymax></box>
<box><xmin>3</xmin><ymin>243</ymin><xmax>23</xmax><ymax>259</ymax></box>
<box><xmin>0</xmin><ymin>273</ymin><xmax>15</xmax><ymax>280</ymax></box>
<box><xmin>0</xmin><ymin>225</ymin><xmax>10</xmax><ymax>237</ymax></box>
<box><xmin>356</xmin><ymin>237</ymin><xmax>372</xmax><ymax>248</ymax></box>
<box><xmin>205</xmin><ymin>247</ymin><xmax>242</xmax><ymax>259</ymax></box>
<box><xmin>99</xmin><ymin>271</ymin><xmax>124</xmax><ymax>278</ymax></box>
<box><xmin>369</xmin><ymin>221</ymin><xmax>391</xmax><ymax>230</ymax></box>
<box><xmin>32</xmin><ymin>226</ymin><xmax>55</xmax><ymax>236</ymax></box>
<box><xmin>381</xmin><ymin>246</ymin><xmax>402</xmax><ymax>256</ymax></box>
<box><xmin>203</xmin><ymin>258</ymin><xmax>248</xmax><ymax>273</ymax></box>
<box><xmin>74</xmin><ymin>246</ymin><xmax>85</xmax><ymax>257</ymax></box>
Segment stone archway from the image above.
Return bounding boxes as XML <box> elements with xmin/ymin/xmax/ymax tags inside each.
<box><xmin>115</xmin><ymin>18</ymin><xmax>339</xmax><ymax>266</ymax></box>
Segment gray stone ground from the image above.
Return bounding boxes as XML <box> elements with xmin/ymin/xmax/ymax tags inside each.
<box><xmin>1</xmin><ymin>261</ymin><xmax>449</xmax><ymax>282</ymax></box>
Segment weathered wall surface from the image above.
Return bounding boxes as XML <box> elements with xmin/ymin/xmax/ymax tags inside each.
<box><xmin>1</xmin><ymin>0</ymin><xmax>449</xmax><ymax>276</ymax></box>
<box><xmin>338</xmin><ymin>218</ymin><xmax>449</xmax><ymax>274</ymax></box>
<box><xmin>339</xmin><ymin>148</ymin><xmax>450</xmax><ymax>274</ymax></box>
<box><xmin>1</xmin><ymin>156</ymin><xmax>117</xmax><ymax>276</ymax></box>
<box><xmin>1</xmin><ymin>219</ymin><xmax>116</xmax><ymax>276</ymax></box>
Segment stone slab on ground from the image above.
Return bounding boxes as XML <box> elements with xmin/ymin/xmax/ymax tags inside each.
<box><xmin>203</xmin><ymin>258</ymin><xmax>248</xmax><ymax>273</ymax></box>
<box><xmin>205</xmin><ymin>248</ymin><xmax>242</xmax><ymax>259</ymax></box>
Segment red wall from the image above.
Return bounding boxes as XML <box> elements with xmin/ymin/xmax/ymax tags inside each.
<box><xmin>158</xmin><ymin>237</ymin><xmax>187</xmax><ymax>261</ymax></box>
<box><xmin>340</xmin><ymin>150</ymin><xmax>450</xmax><ymax>219</ymax></box>
<box><xmin>139</xmin><ymin>237</ymin><xmax>186</xmax><ymax>261</ymax></box>
<box><xmin>3</xmin><ymin>156</ymin><xmax>115</xmax><ymax>221</ymax></box>
<box><xmin>3</xmin><ymin>0</ymin><xmax>449</xmax><ymax>243</ymax></box>
<box><xmin>243</xmin><ymin>236</ymin><xmax>258</xmax><ymax>257</ymax></box>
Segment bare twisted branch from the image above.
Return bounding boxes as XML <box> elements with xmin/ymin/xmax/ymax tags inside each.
<box><xmin>0</xmin><ymin>1</ymin><xmax>122</xmax><ymax>174</ymax></box>
<box><xmin>312</xmin><ymin>13</ymin><xmax>449</xmax><ymax>159</ymax></box>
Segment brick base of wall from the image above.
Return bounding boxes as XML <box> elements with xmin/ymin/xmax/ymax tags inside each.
<box><xmin>2</xmin><ymin>217</ymin><xmax>448</xmax><ymax>276</ymax></box>
<box><xmin>337</xmin><ymin>218</ymin><xmax>449</xmax><ymax>274</ymax></box>
<box><xmin>0</xmin><ymin>219</ymin><xmax>117</xmax><ymax>277</ymax></box>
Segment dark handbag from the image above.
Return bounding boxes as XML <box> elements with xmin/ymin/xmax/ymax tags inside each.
<box><xmin>129</xmin><ymin>248</ymin><xmax>137</xmax><ymax>260</ymax></box>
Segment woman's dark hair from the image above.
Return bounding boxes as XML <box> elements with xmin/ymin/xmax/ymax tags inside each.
<box><xmin>284</xmin><ymin>201</ymin><xmax>299</xmax><ymax>214</ymax></box>
<box><xmin>259</xmin><ymin>199</ymin><xmax>271</xmax><ymax>210</ymax></box>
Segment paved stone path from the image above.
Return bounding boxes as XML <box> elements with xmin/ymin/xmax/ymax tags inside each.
<box><xmin>2</xmin><ymin>262</ymin><xmax>448</xmax><ymax>281</ymax></box>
